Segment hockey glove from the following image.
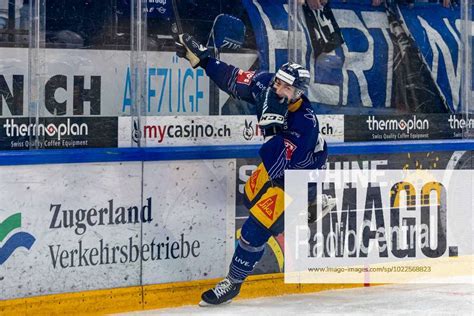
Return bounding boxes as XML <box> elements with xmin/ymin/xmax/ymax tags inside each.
<box><xmin>258</xmin><ymin>87</ymin><xmax>287</xmax><ymax>138</ymax></box>
<box><xmin>175</xmin><ymin>33</ymin><xmax>210</xmax><ymax>69</ymax></box>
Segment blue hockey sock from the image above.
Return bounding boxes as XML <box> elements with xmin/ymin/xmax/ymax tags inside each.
<box><xmin>228</xmin><ymin>238</ymin><xmax>265</xmax><ymax>283</ymax></box>
<box><xmin>228</xmin><ymin>217</ymin><xmax>272</xmax><ymax>283</ymax></box>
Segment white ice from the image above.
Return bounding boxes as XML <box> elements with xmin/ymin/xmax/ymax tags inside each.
<box><xmin>120</xmin><ymin>276</ymin><xmax>473</xmax><ymax>316</ymax></box>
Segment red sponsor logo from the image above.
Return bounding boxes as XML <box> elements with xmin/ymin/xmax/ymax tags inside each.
<box><xmin>249</xmin><ymin>168</ymin><xmax>261</xmax><ymax>194</ymax></box>
<box><xmin>284</xmin><ymin>139</ymin><xmax>297</xmax><ymax>160</ymax></box>
<box><xmin>236</xmin><ymin>70</ymin><xmax>255</xmax><ymax>85</ymax></box>
<box><xmin>256</xmin><ymin>194</ymin><xmax>277</xmax><ymax>220</ymax></box>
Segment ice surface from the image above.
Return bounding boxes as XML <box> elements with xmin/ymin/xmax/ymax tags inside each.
<box><xmin>119</xmin><ymin>276</ymin><xmax>473</xmax><ymax>315</ymax></box>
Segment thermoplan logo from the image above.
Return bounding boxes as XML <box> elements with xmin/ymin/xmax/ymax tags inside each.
<box><xmin>366</xmin><ymin>116</ymin><xmax>429</xmax><ymax>134</ymax></box>
<box><xmin>0</xmin><ymin>213</ymin><xmax>36</xmax><ymax>265</ymax></box>
<box><xmin>2</xmin><ymin>119</ymin><xmax>88</xmax><ymax>140</ymax></box>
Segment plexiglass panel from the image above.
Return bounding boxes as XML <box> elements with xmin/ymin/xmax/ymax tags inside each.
<box><xmin>286</xmin><ymin>0</ymin><xmax>471</xmax><ymax>142</ymax></box>
<box><xmin>0</xmin><ymin>0</ymin><xmax>473</xmax><ymax>149</ymax></box>
<box><xmin>461</xmin><ymin>0</ymin><xmax>473</xmax><ymax>138</ymax></box>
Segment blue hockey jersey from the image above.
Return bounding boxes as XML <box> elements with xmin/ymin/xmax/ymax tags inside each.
<box><xmin>205</xmin><ymin>58</ymin><xmax>327</xmax><ymax>183</ymax></box>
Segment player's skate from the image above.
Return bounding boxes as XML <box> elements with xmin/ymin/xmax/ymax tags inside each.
<box><xmin>199</xmin><ymin>277</ymin><xmax>242</xmax><ymax>306</ymax></box>
<box><xmin>308</xmin><ymin>194</ymin><xmax>336</xmax><ymax>223</ymax></box>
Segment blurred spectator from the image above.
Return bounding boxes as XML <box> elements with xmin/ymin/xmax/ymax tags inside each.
<box><xmin>298</xmin><ymin>0</ymin><xmax>344</xmax><ymax>61</ymax></box>
<box><xmin>144</xmin><ymin>0</ymin><xmax>255</xmax><ymax>50</ymax></box>
<box><xmin>46</xmin><ymin>0</ymin><xmax>110</xmax><ymax>48</ymax></box>
<box><xmin>0</xmin><ymin>0</ymin><xmax>23</xmax><ymax>29</ymax></box>
<box><xmin>145</xmin><ymin>0</ymin><xmax>215</xmax><ymax>41</ymax></box>
<box><xmin>371</xmin><ymin>0</ymin><xmax>457</xmax><ymax>8</ymax></box>
<box><xmin>301</xmin><ymin>0</ymin><xmax>329</xmax><ymax>10</ymax></box>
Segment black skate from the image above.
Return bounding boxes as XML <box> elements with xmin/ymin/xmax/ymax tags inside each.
<box><xmin>199</xmin><ymin>278</ymin><xmax>242</xmax><ymax>306</ymax></box>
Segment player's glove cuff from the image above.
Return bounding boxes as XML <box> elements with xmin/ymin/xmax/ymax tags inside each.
<box><xmin>259</xmin><ymin>113</ymin><xmax>285</xmax><ymax>129</ymax></box>
<box><xmin>175</xmin><ymin>33</ymin><xmax>210</xmax><ymax>68</ymax></box>
<box><xmin>261</xmin><ymin>125</ymin><xmax>282</xmax><ymax>141</ymax></box>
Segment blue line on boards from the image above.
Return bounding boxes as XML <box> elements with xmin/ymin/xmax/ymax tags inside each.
<box><xmin>0</xmin><ymin>140</ymin><xmax>474</xmax><ymax>166</ymax></box>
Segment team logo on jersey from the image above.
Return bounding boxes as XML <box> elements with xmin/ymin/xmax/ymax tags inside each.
<box><xmin>249</xmin><ymin>168</ymin><xmax>261</xmax><ymax>194</ymax></box>
<box><xmin>284</xmin><ymin>139</ymin><xmax>297</xmax><ymax>160</ymax></box>
<box><xmin>304</xmin><ymin>108</ymin><xmax>317</xmax><ymax>127</ymax></box>
<box><xmin>256</xmin><ymin>195</ymin><xmax>277</xmax><ymax>220</ymax></box>
<box><xmin>236</xmin><ymin>70</ymin><xmax>255</xmax><ymax>85</ymax></box>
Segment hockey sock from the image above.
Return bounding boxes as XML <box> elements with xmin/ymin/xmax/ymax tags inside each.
<box><xmin>228</xmin><ymin>217</ymin><xmax>272</xmax><ymax>283</ymax></box>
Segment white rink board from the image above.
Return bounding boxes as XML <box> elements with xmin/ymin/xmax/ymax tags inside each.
<box><xmin>118</xmin><ymin>115</ymin><xmax>263</xmax><ymax>147</ymax></box>
<box><xmin>141</xmin><ymin>160</ymin><xmax>235</xmax><ymax>284</ymax></box>
<box><xmin>118</xmin><ymin>115</ymin><xmax>344</xmax><ymax>147</ymax></box>
<box><xmin>0</xmin><ymin>162</ymin><xmax>143</xmax><ymax>299</ymax></box>
<box><xmin>0</xmin><ymin>160</ymin><xmax>234</xmax><ymax>299</ymax></box>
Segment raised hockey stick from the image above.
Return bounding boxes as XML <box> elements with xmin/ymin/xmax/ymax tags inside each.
<box><xmin>171</xmin><ymin>0</ymin><xmax>183</xmax><ymax>36</ymax></box>
<box><xmin>205</xmin><ymin>14</ymin><xmax>246</xmax><ymax>115</ymax></box>
<box><xmin>206</xmin><ymin>14</ymin><xmax>246</xmax><ymax>58</ymax></box>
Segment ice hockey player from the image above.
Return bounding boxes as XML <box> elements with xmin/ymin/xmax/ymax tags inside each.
<box><xmin>175</xmin><ymin>33</ymin><xmax>334</xmax><ymax>306</ymax></box>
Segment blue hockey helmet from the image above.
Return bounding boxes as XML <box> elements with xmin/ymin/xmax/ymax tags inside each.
<box><xmin>274</xmin><ymin>62</ymin><xmax>310</xmax><ymax>91</ymax></box>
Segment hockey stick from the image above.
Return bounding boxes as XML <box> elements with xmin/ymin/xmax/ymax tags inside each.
<box><xmin>205</xmin><ymin>14</ymin><xmax>246</xmax><ymax>115</ymax></box>
<box><xmin>171</xmin><ymin>0</ymin><xmax>183</xmax><ymax>36</ymax></box>
<box><xmin>206</xmin><ymin>14</ymin><xmax>246</xmax><ymax>58</ymax></box>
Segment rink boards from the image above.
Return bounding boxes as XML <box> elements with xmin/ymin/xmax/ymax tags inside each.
<box><xmin>0</xmin><ymin>144</ymin><xmax>473</xmax><ymax>314</ymax></box>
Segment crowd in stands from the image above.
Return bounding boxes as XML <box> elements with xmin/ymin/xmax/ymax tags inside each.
<box><xmin>0</xmin><ymin>0</ymin><xmax>462</xmax><ymax>49</ymax></box>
